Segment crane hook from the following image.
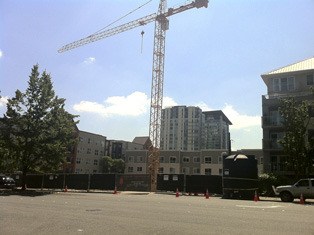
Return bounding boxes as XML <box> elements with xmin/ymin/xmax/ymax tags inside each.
<box><xmin>141</xmin><ymin>31</ymin><xmax>145</xmax><ymax>53</ymax></box>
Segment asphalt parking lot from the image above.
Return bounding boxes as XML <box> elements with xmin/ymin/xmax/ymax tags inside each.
<box><xmin>1</xmin><ymin>191</ymin><xmax>313</xmax><ymax>234</ymax></box>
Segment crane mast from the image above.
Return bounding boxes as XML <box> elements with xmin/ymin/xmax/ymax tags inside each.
<box><xmin>58</xmin><ymin>0</ymin><xmax>209</xmax><ymax>192</ymax></box>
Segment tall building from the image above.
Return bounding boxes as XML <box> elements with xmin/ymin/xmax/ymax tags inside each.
<box><xmin>261</xmin><ymin>57</ymin><xmax>314</xmax><ymax>175</ymax></box>
<box><xmin>160</xmin><ymin>106</ymin><xmax>232</xmax><ymax>151</ymax></box>
<box><xmin>160</xmin><ymin>106</ymin><xmax>203</xmax><ymax>151</ymax></box>
<box><xmin>203</xmin><ymin>111</ymin><xmax>232</xmax><ymax>150</ymax></box>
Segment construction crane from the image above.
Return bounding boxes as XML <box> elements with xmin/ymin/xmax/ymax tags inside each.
<box><xmin>58</xmin><ymin>0</ymin><xmax>209</xmax><ymax>192</ymax></box>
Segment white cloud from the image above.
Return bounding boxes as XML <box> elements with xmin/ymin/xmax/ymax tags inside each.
<box><xmin>74</xmin><ymin>93</ymin><xmax>260</xmax><ymax>133</ymax></box>
<box><xmin>73</xmin><ymin>91</ymin><xmax>149</xmax><ymax>117</ymax></box>
<box><xmin>163</xmin><ymin>97</ymin><xmax>178</xmax><ymax>108</ymax></box>
<box><xmin>194</xmin><ymin>102</ymin><xmax>260</xmax><ymax>130</ymax></box>
<box><xmin>0</xmin><ymin>96</ymin><xmax>8</xmax><ymax>107</ymax></box>
<box><xmin>195</xmin><ymin>101</ymin><xmax>211</xmax><ymax>111</ymax></box>
<box><xmin>222</xmin><ymin>104</ymin><xmax>260</xmax><ymax>130</ymax></box>
<box><xmin>73</xmin><ymin>95</ymin><xmax>262</xmax><ymax>149</ymax></box>
<box><xmin>74</xmin><ymin>93</ymin><xmax>182</xmax><ymax>118</ymax></box>
<box><xmin>0</xmin><ymin>49</ymin><xmax>3</xmax><ymax>59</ymax></box>
<box><xmin>83</xmin><ymin>57</ymin><xmax>96</xmax><ymax>64</ymax></box>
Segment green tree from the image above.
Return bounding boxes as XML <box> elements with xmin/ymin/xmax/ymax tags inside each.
<box><xmin>279</xmin><ymin>97</ymin><xmax>313</xmax><ymax>177</ymax></box>
<box><xmin>0</xmin><ymin>65</ymin><xmax>78</xmax><ymax>189</ymax></box>
<box><xmin>111</xmin><ymin>158</ymin><xmax>125</xmax><ymax>174</ymax></box>
<box><xmin>100</xmin><ymin>156</ymin><xmax>125</xmax><ymax>173</ymax></box>
<box><xmin>100</xmin><ymin>156</ymin><xmax>113</xmax><ymax>173</ymax></box>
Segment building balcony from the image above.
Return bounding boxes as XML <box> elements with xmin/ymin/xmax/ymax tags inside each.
<box><xmin>263</xmin><ymin>91</ymin><xmax>313</xmax><ymax>100</ymax></box>
<box><xmin>263</xmin><ymin>139</ymin><xmax>283</xmax><ymax>150</ymax></box>
<box><xmin>262</xmin><ymin>116</ymin><xmax>283</xmax><ymax>128</ymax></box>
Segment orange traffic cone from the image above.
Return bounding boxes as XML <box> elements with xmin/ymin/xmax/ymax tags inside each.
<box><xmin>176</xmin><ymin>188</ymin><xmax>180</xmax><ymax>197</ymax></box>
<box><xmin>113</xmin><ymin>186</ymin><xmax>117</xmax><ymax>194</ymax></box>
<box><xmin>300</xmin><ymin>193</ymin><xmax>305</xmax><ymax>204</ymax></box>
<box><xmin>254</xmin><ymin>190</ymin><xmax>259</xmax><ymax>202</ymax></box>
<box><xmin>205</xmin><ymin>189</ymin><xmax>210</xmax><ymax>199</ymax></box>
<box><xmin>64</xmin><ymin>185</ymin><xmax>68</xmax><ymax>192</ymax></box>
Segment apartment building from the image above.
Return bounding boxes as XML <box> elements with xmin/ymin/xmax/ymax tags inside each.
<box><xmin>160</xmin><ymin>106</ymin><xmax>203</xmax><ymax>151</ymax></box>
<box><xmin>74</xmin><ymin>131</ymin><xmax>107</xmax><ymax>174</ymax></box>
<box><xmin>106</xmin><ymin>138</ymin><xmax>148</xmax><ymax>160</ymax></box>
<box><xmin>125</xmin><ymin>150</ymin><xmax>148</xmax><ymax>174</ymax></box>
<box><xmin>160</xmin><ymin>106</ymin><xmax>232</xmax><ymax>151</ymax></box>
<box><xmin>261</xmin><ymin>57</ymin><xmax>314</xmax><ymax>174</ymax></box>
<box><xmin>124</xmin><ymin>149</ymin><xmax>228</xmax><ymax>175</ymax></box>
<box><xmin>203</xmin><ymin>111</ymin><xmax>232</xmax><ymax>150</ymax></box>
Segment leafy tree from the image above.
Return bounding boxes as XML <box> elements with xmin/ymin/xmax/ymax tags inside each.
<box><xmin>111</xmin><ymin>158</ymin><xmax>125</xmax><ymax>174</ymax></box>
<box><xmin>0</xmin><ymin>65</ymin><xmax>78</xmax><ymax>189</ymax></box>
<box><xmin>279</xmin><ymin>97</ymin><xmax>313</xmax><ymax>178</ymax></box>
<box><xmin>100</xmin><ymin>156</ymin><xmax>125</xmax><ymax>173</ymax></box>
<box><xmin>100</xmin><ymin>156</ymin><xmax>113</xmax><ymax>173</ymax></box>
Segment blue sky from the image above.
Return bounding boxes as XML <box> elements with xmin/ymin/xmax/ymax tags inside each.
<box><xmin>1</xmin><ymin>0</ymin><xmax>314</xmax><ymax>150</ymax></box>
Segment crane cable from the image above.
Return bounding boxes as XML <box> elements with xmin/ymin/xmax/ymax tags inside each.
<box><xmin>92</xmin><ymin>0</ymin><xmax>153</xmax><ymax>35</ymax></box>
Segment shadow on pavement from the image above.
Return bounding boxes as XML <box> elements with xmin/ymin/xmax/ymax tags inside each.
<box><xmin>260</xmin><ymin>196</ymin><xmax>314</xmax><ymax>205</ymax></box>
<box><xmin>0</xmin><ymin>189</ymin><xmax>53</xmax><ymax>197</ymax></box>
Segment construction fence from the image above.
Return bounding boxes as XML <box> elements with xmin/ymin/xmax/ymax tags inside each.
<box><xmin>9</xmin><ymin>173</ymin><xmax>223</xmax><ymax>194</ymax></box>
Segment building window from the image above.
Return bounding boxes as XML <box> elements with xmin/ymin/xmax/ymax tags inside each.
<box><xmin>88</xmin><ymin>138</ymin><xmax>91</xmax><ymax>144</ymax></box>
<box><xmin>160</xmin><ymin>156</ymin><xmax>165</xmax><ymax>163</ymax></box>
<box><xmin>137</xmin><ymin>156</ymin><xmax>143</xmax><ymax>162</ymax></box>
<box><xmin>94</xmin><ymin>159</ymin><xmax>98</xmax><ymax>165</ymax></box>
<box><xmin>205</xmin><ymin>168</ymin><xmax>212</xmax><ymax>175</ymax></box>
<box><xmin>170</xmin><ymin>157</ymin><xmax>176</xmax><ymax>163</ymax></box>
<box><xmin>158</xmin><ymin>167</ymin><xmax>164</xmax><ymax>174</ymax></box>
<box><xmin>204</xmin><ymin>156</ymin><xmax>212</xmax><ymax>164</ymax></box>
<box><xmin>273</xmin><ymin>77</ymin><xmax>295</xmax><ymax>92</ymax></box>
<box><xmin>79</xmin><ymin>137</ymin><xmax>84</xmax><ymax>142</ymax></box>
<box><xmin>193</xmin><ymin>157</ymin><xmax>200</xmax><ymax>163</ymax></box>
<box><xmin>128</xmin><ymin>167</ymin><xmax>133</xmax><ymax>173</ymax></box>
<box><xmin>183</xmin><ymin>157</ymin><xmax>190</xmax><ymax>163</ymax></box>
<box><xmin>287</xmin><ymin>77</ymin><xmax>295</xmax><ymax>91</ymax></box>
<box><xmin>76</xmin><ymin>158</ymin><xmax>81</xmax><ymax>164</ymax></box>
<box><xmin>219</xmin><ymin>169</ymin><xmax>222</xmax><ymax>175</ymax></box>
<box><xmin>270</xmin><ymin>132</ymin><xmax>284</xmax><ymax>149</ymax></box>
<box><xmin>193</xmin><ymin>168</ymin><xmax>200</xmax><ymax>174</ymax></box>
<box><xmin>95</xmin><ymin>150</ymin><xmax>99</xmax><ymax>155</ymax></box>
<box><xmin>128</xmin><ymin>156</ymin><xmax>134</xmax><ymax>162</ymax></box>
<box><xmin>87</xmin><ymin>148</ymin><xmax>91</xmax><ymax>154</ymax></box>
<box><xmin>182</xmin><ymin>167</ymin><xmax>189</xmax><ymax>174</ymax></box>
<box><xmin>307</xmin><ymin>74</ymin><xmax>314</xmax><ymax>85</ymax></box>
<box><xmin>218</xmin><ymin>156</ymin><xmax>222</xmax><ymax>164</ymax></box>
<box><xmin>170</xmin><ymin>167</ymin><xmax>175</xmax><ymax>174</ymax></box>
<box><xmin>273</xmin><ymin>78</ymin><xmax>280</xmax><ymax>91</ymax></box>
<box><xmin>137</xmin><ymin>167</ymin><xmax>143</xmax><ymax>172</ymax></box>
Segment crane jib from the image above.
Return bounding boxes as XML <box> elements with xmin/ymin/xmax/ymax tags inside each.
<box><xmin>58</xmin><ymin>0</ymin><xmax>208</xmax><ymax>53</ymax></box>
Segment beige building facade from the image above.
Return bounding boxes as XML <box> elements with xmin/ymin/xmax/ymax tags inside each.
<box><xmin>74</xmin><ymin>131</ymin><xmax>106</xmax><ymax>174</ymax></box>
<box><xmin>125</xmin><ymin>149</ymin><xmax>228</xmax><ymax>175</ymax></box>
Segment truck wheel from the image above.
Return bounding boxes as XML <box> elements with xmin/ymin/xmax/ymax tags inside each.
<box><xmin>280</xmin><ymin>191</ymin><xmax>294</xmax><ymax>202</ymax></box>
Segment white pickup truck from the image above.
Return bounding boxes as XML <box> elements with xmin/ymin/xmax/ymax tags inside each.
<box><xmin>274</xmin><ymin>178</ymin><xmax>314</xmax><ymax>202</ymax></box>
